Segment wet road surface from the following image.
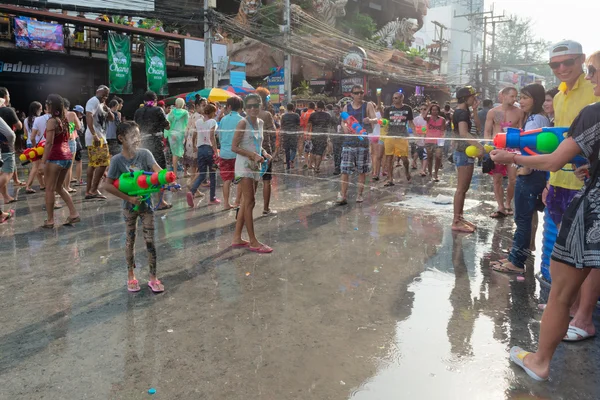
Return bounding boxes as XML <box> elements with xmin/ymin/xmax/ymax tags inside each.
<box><xmin>1</xmin><ymin>160</ymin><xmax>599</xmax><ymax>400</ymax></box>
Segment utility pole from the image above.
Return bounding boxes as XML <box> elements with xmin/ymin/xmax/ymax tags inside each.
<box><xmin>459</xmin><ymin>49</ymin><xmax>470</xmax><ymax>85</ymax></box>
<box><xmin>476</xmin><ymin>12</ymin><xmax>509</xmax><ymax>98</ymax></box>
<box><xmin>430</xmin><ymin>21</ymin><xmax>448</xmax><ymax>76</ymax></box>
<box><xmin>204</xmin><ymin>0</ymin><xmax>213</xmax><ymax>88</ymax></box>
<box><xmin>283</xmin><ymin>0</ymin><xmax>292</xmax><ymax>105</ymax></box>
<box><xmin>454</xmin><ymin>4</ymin><xmax>491</xmax><ymax>85</ymax></box>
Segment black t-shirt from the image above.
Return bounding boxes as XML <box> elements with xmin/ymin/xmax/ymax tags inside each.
<box><xmin>0</xmin><ymin>107</ymin><xmax>19</xmax><ymax>153</ymax></box>
<box><xmin>134</xmin><ymin>106</ymin><xmax>169</xmax><ymax>137</ymax></box>
<box><xmin>570</xmin><ymin>102</ymin><xmax>600</xmax><ymax>166</ymax></box>
<box><xmin>281</xmin><ymin>112</ymin><xmax>300</xmax><ymax>144</ymax></box>
<box><xmin>383</xmin><ymin>105</ymin><xmax>413</xmax><ymax>137</ymax></box>
<box><xmin>308</xmin><ymin>110</ymin><xmax>332</xmax><ymax>144</ymax></box>
<box><xmin>452</xmin><ymin>108</ymin><xmax>473</xmax><ymax>152</ymax></box>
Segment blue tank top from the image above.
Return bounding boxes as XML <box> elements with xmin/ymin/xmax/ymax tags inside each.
<box><xmin>344</xmin><ymin>102</ymin><xmax>371</xmax><ymax>148</ymax></box>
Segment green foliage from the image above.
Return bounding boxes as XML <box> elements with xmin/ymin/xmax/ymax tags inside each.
<box><xmin>406</xmin><ymin>47</ymin><xmax>427</xmax><ymax>60</ymax></box>
<box><xmin>493</xmin><ymin>15</ymin><xmax>553</xmax><ymax>81</ymax></box>
<box><xmin>392</xmin><ymin>40</ymin><xmax>410</xmax><ymax>52</ymax></box>
<box><xmin>292</xmin><ymin>80</ymin><xmax>313</xmax><ymax>98</ymax></box>
<box><xmin>339</xmin><ymin>11</ymin><xmax>377</xmax><ymax>40</ymax></box>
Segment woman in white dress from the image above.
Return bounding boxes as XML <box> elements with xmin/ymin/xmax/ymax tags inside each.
<box><xmin>231</xmin><ymin>94</ymin><xmax>273</xmax><ymax>253</ymax></box>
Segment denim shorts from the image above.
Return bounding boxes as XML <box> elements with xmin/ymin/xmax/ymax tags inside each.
<box><xmin>453</xmin><ymin>151</ymin><xmax>475</xmax><ymax>167</ymax></box>
<box><xmin>68</xmin><ymin>139</ymin><xmax>77</xmax><ymax>155</ymax></box>
<box><xmin>48</xmin><ymin>159</ymin><xmax>73</xmax><ymax>169</ymax></box>
<box><xmin>1</xmin><ymin>152</ymin><xmax>15</xmax><ymax>174</ymax></box>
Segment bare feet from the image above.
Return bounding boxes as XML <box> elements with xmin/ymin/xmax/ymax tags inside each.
<box><xmin>452</xmin><ymin>220</ymin><xmax>475</xmax><ymax>233</ymax></box>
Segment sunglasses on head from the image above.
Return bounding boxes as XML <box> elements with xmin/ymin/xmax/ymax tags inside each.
<box><xmin>586</xmin><ymin>64</ymin><xmax>597</xmax><ymax>79</ymax></box>
<box><xmin>246</xmin><ymin>103</ymin><xmax>260</xmax><ymax>109</ymax></box>
<box><xmin>352</xmin><ymin>91</ymin><xmax>364</xmax><ymax>95</ymax></box>
<box><xmin>548</xmin><ymin>57</ymin><xmax>579</xmax><ymax>70</ymax></box>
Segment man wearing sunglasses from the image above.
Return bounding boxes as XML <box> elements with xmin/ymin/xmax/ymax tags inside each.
<box><xmin>540</xmin><ymin>40</ymin><xmax>600</xmax><ymax>344</ymax></box>
<box><xmin>382</xmin><ymin>91</ymin><xmax>415</xmax><ymax>186</ymax></box>
<box><xmin>337</xmin><ymin>85</ymin><xmax>376</xmax><ymax>205</ymax></box>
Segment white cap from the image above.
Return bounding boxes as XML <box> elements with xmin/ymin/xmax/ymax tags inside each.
<box><xmin>549</xmin><ymin>40</ymin><xmax>583</xmax><ymax>59</ymax></box>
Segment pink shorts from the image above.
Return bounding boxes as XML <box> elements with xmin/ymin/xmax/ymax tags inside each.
<box><xmin>488</xmin><ymin>162</ymin><xmax>507</xmax><ymax>176</ymax></box>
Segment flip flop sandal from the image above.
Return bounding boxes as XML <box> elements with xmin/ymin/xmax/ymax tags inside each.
<box><xmin>68</xmin><ymin>188</ymin><xmax>77</xmax><ymax>193</ymax></box>
<box><xmin>383</xmin><ymin>182</ymin><xmax>395</xmax><ymax>187</ymax></box>
<box><xmin>0</xmin><ymin>210</ymin><xmax>15</xmax><ymax>223</ymax></box>
<box><xmin>156</xmin><ymin>204</ymin><xmax>173</xmax><ymax>211</ymax></box>
<box><xmin>563</xmin><ymin>325</ymin><xmax>595</xmax><ymax>342</ymax></box>
<box><xmin>491</xmin><ymin>262</ymin><xmax>524</xmax><ymax>275</ymax></box>
<box><xmin>509</xmin><ymin>346</ymin><xmax>547</xmax><ymax>381</ymax></box>
<box><xmin>490</xmin><ymin>210</ymin><xmax>508</xmax><ymax>219</ymax></box>
<box><xmin>232</xmin><ymin>242</ymin><xmax>250</xmax><ymax>248</ymax></box>
<box><xmin>127</xmin><ymin>279</ymin><xmax>141</xmax><ymax>292</ymax></box>
<box><xmin>186</xmin><ymin>192</ymin><xmax>195</xmax><ymax>207</ymax></box>
<box><xmin>148</xmin><ymin>280</ymin><xmax>165</xmax><ymax>293</ymax></box>
<box><xmin>63</xmin><ymin>216</ymin><xmax>81</xmax><ymax>225</ymax></box>
<box><xmin>41</xmin><ymin>220</ymin><xmax>54</xmax><ymax>229</ymax></box>
<box><xmin>40</xmin><ymin>187</ymin><xmax>46</xmax><ymax>191</ymax></box>
<box><xmin>505</xmin><ymin>208</ymin><xmax>514</xmax><ymax>215</ymax></box>
<box><xmin>6</xmin><ymin>199</ymin><xmax>17</xmax><ymax>204</ymax></box>
<box><xmin>248</xmin><ymin>244</ymin><xmax>273</xmax><ymax>254</ymax></box>
<box><xmin>26</xmin><ymin>189</ymin><xmax>36</xmax><ymax>194</ymax></box>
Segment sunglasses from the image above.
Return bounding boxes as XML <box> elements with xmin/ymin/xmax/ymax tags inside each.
<box><xmin>352</xmin><ymin>91</ymin><xmax>364</xmax><ymax>95</ymax></box>
<box><xmin>245</xmin><ymin>103</ymin><xmax>260</xmax><ymax>109</ymax></box>
<box><xmin>586</xmin><ymin>65</ymin><xmax>597</xmax><ymax>79</ymax></box>
<box><xmin>548</xmin><ymin>57</ymin><xmax>579</xmax><ymax>70</ymax></box>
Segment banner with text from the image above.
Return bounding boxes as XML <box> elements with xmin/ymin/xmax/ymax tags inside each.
<box><xmin>107</xmin><ymin>33</ymin><xmax>132</xmax><ymax>94</ymax></box>
<box><xmin>14</xmin><ymin>17</ymin><xmax>64</xmax><ymax>52</ymax></box>
<box><xmin>144</xmin><ymin>38</ymin><xmax>168</xmax><ymax>95</ymax></box>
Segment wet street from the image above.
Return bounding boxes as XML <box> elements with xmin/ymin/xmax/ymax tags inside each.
<box><xmin>1</xmin><ymin>160</ymin><xmax>599</xmax><ymax>400</ymax></box>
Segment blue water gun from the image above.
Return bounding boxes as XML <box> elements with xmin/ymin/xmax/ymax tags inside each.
<box><xmin>494</xmin><ymin>127</ymin><xmax>588</xmax><ymax>167</ymax></box>
<box><xmin>340</xmin><ymin>112</ymin><xmax>368</xmax><ymax>141</ymax></box>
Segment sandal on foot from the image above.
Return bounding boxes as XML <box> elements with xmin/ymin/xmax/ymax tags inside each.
<box><xmin>156</xmin><ymin>204</ymin><xmax>173</xmax><ymax>211</ymax></box>
<box><xmin>68</xmin><ymin>188</ymin><xmax>77</xmax><ymax>193</ymax></box>
<box><xmin>248</xmin><ymin>244</ymin><xmax>273</xmax><ymax>253</ymax></box>
<box><xmin>26</xmin><ymin>188</ymin><xmax>36</xmax><ymax>194</ymax></box>
<box><xmin>563</xmin><ymin>325</ymin><xmax>595</xmax><ymax>342</ymax></box>
<box><xmin>509</xmin><ymin>346</ymin><xmax>547</xmax><ymax>381</ymax></box>
<box><xmin>64</xmin><ymin>216</ymin><xmax>81</xmax><ymax>225</ymax></box>
<box><xmin>127</xmin><ymin>279</ymin><xmax>141</xmax><ymax>292</ymax></box>
<box><xmin>383</xmin><ymin>181</ymin><xmax>395</xmax><ymax>187</ymax></box>
<box><xmin>490</xmin><ymin>210</ymin><xmax>508</xmax><ymax>219</ymax></box>
<box><xmin>491</xmin><ymin>262</ymin><xmax>524</xmax><ymax>275</ymax></box>
<box><xmin>505</xmin><ymin>208</ymin><xmax>514</xmax><ymax>215</ymax></box>
<box><xmin>41</xmin><ymin>220</ymin><xmax>54</xmax><ymax>229</ymax></box>
<box><xmin>0</xmin><ymin>210</ymin><xmax>15</xmax><ymax>223</ymax></box>
<box><xmin>232</xmin><ymin>241</ymin><xmax>250</xmax><ymax>248</ymax></box>
<box><xmin>148</xmin><ymin>280</ymin><xmax>165</xmax><ymax>293</ymax></box>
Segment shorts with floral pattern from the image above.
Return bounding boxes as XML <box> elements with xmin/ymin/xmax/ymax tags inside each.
<box><xmin>340</xmin><ymin>146</ymin><xmax>371</xmax><ymax>175</ymax></box>
<box><xmin>87</xmin><ymin>143</ymin><xmax>110</xmax><ymax>168</ymax></box>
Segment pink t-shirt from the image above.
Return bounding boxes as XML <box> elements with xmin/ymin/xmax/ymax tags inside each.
<box><xmin>426</xmin><ymin>117</ymin><xmax>445</xmax><ymax>144</ymax></box>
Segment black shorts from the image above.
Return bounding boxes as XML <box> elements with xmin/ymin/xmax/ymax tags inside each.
<box><xmin>312</xmin><ymin>139</ymin><xmax>328</xmax><ymax>156</ymax></box>
<box><xmin>75</xmin><ymin>137</ymin><xmax>83</xmax><ymax>162</ymax></box>
<box><xmin>413</xmin><ymin>145</ymin><xmax>426</xmax><ymax>160</ymax></box>
<box><xmin>262</xmin><ymin>159</ymin><xmax>273</xmax><ymax>181</ymax></box>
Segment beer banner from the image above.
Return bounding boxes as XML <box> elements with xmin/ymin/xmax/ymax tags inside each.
<box><xmin>107</xmin><ymin>32</ymin><xmax>132</xmax><ymax>94</ymax></box>
<box><xmin>144</xmin><ymin>38</ymin><xmax>168</xmax><ymax>95</ymax></box>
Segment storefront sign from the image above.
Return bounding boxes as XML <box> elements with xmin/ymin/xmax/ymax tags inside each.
<box><xmin>341</xmin><ymin>77</ymin><xmax>365</xmax><ymax>95</ymax></box>
<box><xmin>266</xmin><ymin>67</ymin><xmax>285</xmax><ymax>103</ymax></box>
<box><xmin>343</xmin><ymin>47</ymin><xmax>367</xmax><ymax>75</ymax></box>
<box><xmin>0</xmin><ymin>61</ymin><xmax>65</xmax><ymax>75</ymax></box>
<box><xmin>310</xmin><ymin>80</ymin><xmax>327</xmax><ymax>86</ymax></box>
<box><xmin>108</xmin><ymin>33</ymin><xmax>133</xmax><ymax>94</ymax></box>
<box><xmin>145</xmin><ymin>38</ymin><xmax>168</xmax><ymax>95</ymax></box>
<box><xmin>14</xmin><ymin>17</ymin><xmax>64</xmax><ymax>52</ymax></box>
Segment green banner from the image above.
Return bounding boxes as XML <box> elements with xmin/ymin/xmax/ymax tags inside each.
<box><xmin>107</xmin><ymin>32</ymin><xmax>132</xmax><ymax>94</ymax></box>
<box><xmin>145</xmin><ymin>38</ymin><xmax>168</xmax><ymax>95</ymax></box>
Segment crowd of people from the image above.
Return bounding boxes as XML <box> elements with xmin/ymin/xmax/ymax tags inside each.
<box><xmin>1</xmin><ymin>39</ymin><xmax>600</xmax><ymax>383</ymax></box>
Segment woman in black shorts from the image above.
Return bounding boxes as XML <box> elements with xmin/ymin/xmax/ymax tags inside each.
<box><xmin>490</xmin><ymin>51</ymin><xmax>600</xmax><ymax>382</ymax></box>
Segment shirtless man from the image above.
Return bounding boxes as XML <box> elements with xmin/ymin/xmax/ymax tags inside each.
<box><xmin>484</xmin><ymin>86</ymin><xmax>524</xmax><ymax>218</ymax></box>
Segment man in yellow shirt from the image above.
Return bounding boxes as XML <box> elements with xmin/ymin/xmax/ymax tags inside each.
<box><xmin>546</xmin><ymin>40</ymin><xmax>600</xmax><ymax>342</ymax></box>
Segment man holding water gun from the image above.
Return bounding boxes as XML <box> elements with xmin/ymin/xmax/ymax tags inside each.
<box><xmin>336</xmin><ymin>85</ymin><xmax>377</xmax><ymax>205</ymax></box>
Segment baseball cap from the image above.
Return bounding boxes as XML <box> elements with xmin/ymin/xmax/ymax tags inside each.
<box><xmin>74</xmin><ymin>105</ymin><xmax>84</xmax><ymax>113</ymax></box>
<box><xmin>549</xmin><ymin>40</ymin><xmax>583</xmax><ymax>58</ymax></box>
<box><xmin>455</xmin><ymin>86</ymin><xmax>479</xmax><ymax>99</ymax></box>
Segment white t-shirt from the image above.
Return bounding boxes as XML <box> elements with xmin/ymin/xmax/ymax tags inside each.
<box><xmin>413</xmin><ymin>115</ymin><xmax>427</xmax><ymax>146</ymax></box>
<box><xmin>31</xmin><ymin>114</ymin><xmax>51</xmax><ymax>144</ymax></box>
<box><xmin>195</xmin><ymin>118</ymin><xmax>217</xmax><ymax>147</ymax></box>
<box><xmin>85</xmin><ymin>96</ymin><xmax>108</xmax><ymax>145</ymax></box>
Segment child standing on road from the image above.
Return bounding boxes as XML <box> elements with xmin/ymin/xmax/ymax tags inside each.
<box><xmin>102</xmin><ymin>121</ymin><xmax>165</xmax><ymax>293</ymax></box>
